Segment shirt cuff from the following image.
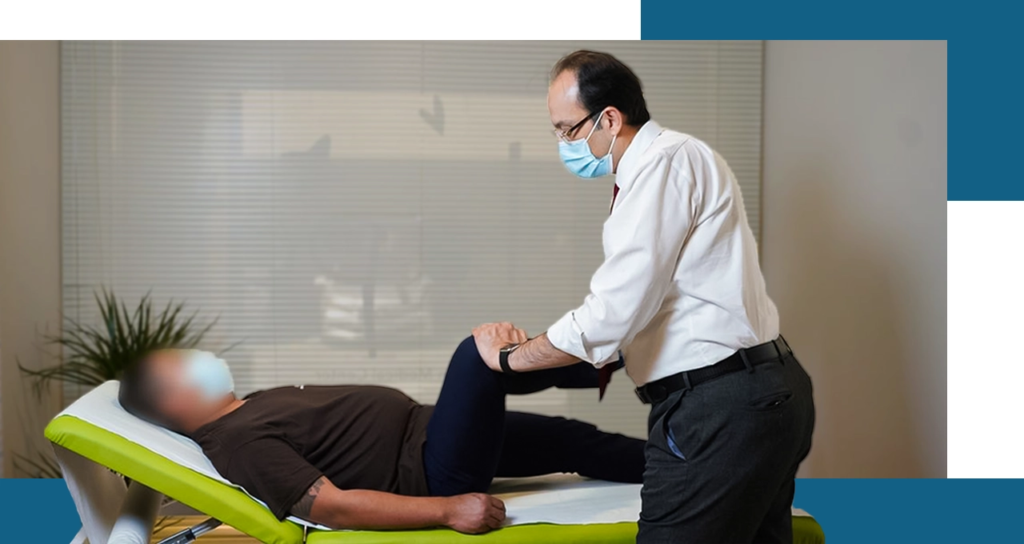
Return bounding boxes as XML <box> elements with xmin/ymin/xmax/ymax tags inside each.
<box><xmin>547</xmin><ymin>310</ymin><xmax>593</xmax><ymax>364</ymax></box>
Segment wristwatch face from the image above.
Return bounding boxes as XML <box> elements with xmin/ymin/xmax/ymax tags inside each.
<box><xmin>500</xmin><ymin>344</ymin><xmax>519</xmax><ymax>354</ymax></box>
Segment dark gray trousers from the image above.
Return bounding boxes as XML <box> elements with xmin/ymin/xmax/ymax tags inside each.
<box><xmin>637</xmin><ymin>350</ymin><xmax>815</xmax><ymax>544</ymax></box>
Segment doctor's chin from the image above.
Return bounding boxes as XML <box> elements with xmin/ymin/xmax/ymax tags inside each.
<box><xmin>0</xmin><ymin>39</ymin><xmax>945</xmax><ymax>544</ymax></box>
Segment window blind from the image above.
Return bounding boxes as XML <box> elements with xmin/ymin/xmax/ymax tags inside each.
<box><xmin>62</xmin><ymin>41</ymin><xmax>764</xmax><ymax>439</ymax></box>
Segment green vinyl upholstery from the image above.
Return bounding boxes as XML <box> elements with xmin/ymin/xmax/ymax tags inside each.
<box><xmin>46</xmin><ymin>414</ymin><xmax>825</xmax><ymax>544</ymax></box>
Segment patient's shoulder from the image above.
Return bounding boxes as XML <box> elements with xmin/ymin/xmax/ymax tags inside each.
<box><xmin>192</xmin><ymin>406</ymin><xmax>280</xmax><ymax>456</ymax></box>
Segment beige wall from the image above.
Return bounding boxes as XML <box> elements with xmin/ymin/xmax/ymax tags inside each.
<box><xmin>762</xmin><ymin>41</ymin><xmax>947</xmax><ymax>477</ymax></box>
<box><xmin>0</xmin><ymin>41</ymin><xmax>63</xmax><ymax>477</ymax></box>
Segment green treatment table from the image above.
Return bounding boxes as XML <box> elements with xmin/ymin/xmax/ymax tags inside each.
<box><xmin>45</xmin><ymin>384</ymin><xmax>825</xmax><ymax>544</ymax></box>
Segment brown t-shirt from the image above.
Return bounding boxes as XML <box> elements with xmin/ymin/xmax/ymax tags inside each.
<box><xmin>191</xmin><ymin>385</ymin><xmax>433</xmax><ymax>520</ymax></box>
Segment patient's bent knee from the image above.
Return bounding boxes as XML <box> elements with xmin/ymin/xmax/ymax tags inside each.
<box><xmin>449</xmin><ymin>336</ymin><xmax>493</xmax><ymax>374</ymax></box>
<box><xmin>457</xmin><ymin>335</ymin><xmax>479</xmax><ymax>356</ymax></box>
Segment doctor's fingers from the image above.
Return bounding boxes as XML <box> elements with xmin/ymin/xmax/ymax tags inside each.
<box><xmin>474</xmin><ymin>322</ymin><xmax>512</xmax><ymax>334</ymax></box>
<box><xmin>475</xmin><ymin>322</ymin><xmax>521</xmax><ymax>339</ymax></box>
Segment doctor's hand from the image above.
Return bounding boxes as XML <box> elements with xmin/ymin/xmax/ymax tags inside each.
<box><xmin>472</xmin><ymin>322</ymin><xmax>528</xmax><ymax>372</ymax></box>
<box><xmin>442</xmin><ymin>492</ymin><xmax>506</xmax><ymax>533</ymax></box>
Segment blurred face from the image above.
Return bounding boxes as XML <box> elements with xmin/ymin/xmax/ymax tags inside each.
<box><xmin>547</xmin><ymin>69</ymin><xmax>618</xmax><ymax>160</ymax></box>
<box><xmin>146</xmin><ymin>349</ymin><xmax>232</xmax><ymax>430</ymax></box>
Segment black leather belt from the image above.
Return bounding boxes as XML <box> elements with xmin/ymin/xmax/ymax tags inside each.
<box><xmin>635</xmin><ymin>336</ymin><xmax>793</xmax><ymax>404</ymax></box>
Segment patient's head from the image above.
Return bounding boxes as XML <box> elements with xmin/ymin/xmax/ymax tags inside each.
<box><xmin>118</xmin><ymin>349</ymin><xmax>236</xmax><ymax>434</ymax></box>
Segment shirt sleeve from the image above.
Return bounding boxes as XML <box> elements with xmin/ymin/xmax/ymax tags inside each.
<box><xmin>547</xmin><ymin>152</ymin><xmax>694</xmax><ymax>365</ymax></box>
<box><xmin>223</xmin><ymin>437</ymin><xmax>325</xmax><ymax>520</ymax></box>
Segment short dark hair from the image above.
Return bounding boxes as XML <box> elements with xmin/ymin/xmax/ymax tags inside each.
<box><xmin>551</xmin><ymin>50</ymin><xmax>651</xmax><ymax>127</ymax></box>
<box><xmin>118</xmin><ymin>353</ymin><xmax>185</xmax><ymax>434</ymax></box>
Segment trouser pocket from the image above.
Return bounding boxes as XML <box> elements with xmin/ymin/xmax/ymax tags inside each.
<box><xmin>662</xmin><ymin>394</ymin><xmax>686</xmax><ymax>460</ymax></box>
<box><xmin>651</xmin><ymin>388</ymin><xmax>702</xmax><ymax>462</ymax></box>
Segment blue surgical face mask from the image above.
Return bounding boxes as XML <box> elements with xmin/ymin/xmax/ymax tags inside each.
<box><xmin>558</xmin><ymin>111</ymin><xmax>617</xmax><ymax>179</ymax></box>
<box><xmin>182</xmin><ymin>350</ymin><xmax>235</xmax><ymax>401</ymax></box>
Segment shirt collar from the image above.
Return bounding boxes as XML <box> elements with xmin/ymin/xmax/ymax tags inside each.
<box><xmin>614</xmin><ymin>120</ymin><xmax>664</xmax><ymax>191</ymax></box>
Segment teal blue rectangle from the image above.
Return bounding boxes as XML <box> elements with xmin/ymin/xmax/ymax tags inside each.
<box><xmin>4</xmin><ymin>478</ymin><xmax>1024</xmax><ymax>542</ymax></box>
<box><xmin>641</xmin><ymin>2</ymin><xmax>999</xmax><ymax>200</ymax></box>
<box><xmin>794</xmin><ymin>478</ymin><xmax>1022</xmax><ymax>542</ymax></box>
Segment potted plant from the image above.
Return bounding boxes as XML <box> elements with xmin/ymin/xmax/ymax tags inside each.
<box><xmin>17</xmin><ymin>289</ymin><xmax>226</xmax><ymax>478</ymax></box>
<box><xmin>21</xmin><ymin>289</ymin><xmax>222</xmax><ymax>395</ymax></box>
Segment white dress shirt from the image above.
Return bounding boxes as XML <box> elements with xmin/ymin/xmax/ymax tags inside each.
<box><xmin>547</xmin><ymin>121</ymin><xmax>779</xmax><ymax>386</ymax></box>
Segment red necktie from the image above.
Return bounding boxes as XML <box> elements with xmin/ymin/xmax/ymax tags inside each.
<box><xmin>597</xmin><ymin>184</ymin><xmax>621</xmax><ymax>400</ymax></box>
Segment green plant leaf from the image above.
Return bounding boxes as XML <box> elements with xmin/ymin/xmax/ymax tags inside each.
<box><xmin>20</xmin><ymin>288</ymin><xmax>228</xmax><ymax>393</ymax></box>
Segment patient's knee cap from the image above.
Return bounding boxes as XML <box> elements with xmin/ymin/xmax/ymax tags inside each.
<box><xmin>456</xmin><ymin>335</ymin><xmax>482</xmax><ymax>358</ymax></box>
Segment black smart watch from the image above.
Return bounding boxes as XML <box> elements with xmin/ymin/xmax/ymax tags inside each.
<box><xmin>499</xmin><ymin>343</ymin><xmax>521</xmax><ymax>374</ymax></box>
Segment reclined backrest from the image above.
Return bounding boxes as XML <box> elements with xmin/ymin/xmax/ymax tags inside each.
<box><xmin>45</xmin><ymin>382</ymin><xmax>306</xmax><ymax>544</ymax></box>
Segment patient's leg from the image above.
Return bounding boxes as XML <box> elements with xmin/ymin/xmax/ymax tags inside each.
<box><xmin>497</xmin><ymin>411</ymin><xmax>645</xmax><ymax>483</ymax></box>
<box><xmin>423</xmin><ymin>336</ymin><xmax>629</xmax><ymax>496</ymax></box>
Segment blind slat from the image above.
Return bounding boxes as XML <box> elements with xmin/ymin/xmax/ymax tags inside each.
<box><xmin>62</xmin><ymin>40</ymin><xmax>763</xmax><ymax>439</ymax></box>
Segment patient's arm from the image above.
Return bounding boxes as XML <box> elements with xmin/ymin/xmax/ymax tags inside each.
<box><xmin>291</xmin><ymin>476</ymin><xmax>506</xmax><ymax>534</ymax></box>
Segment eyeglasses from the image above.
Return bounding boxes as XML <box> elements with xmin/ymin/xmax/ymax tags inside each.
<box><xmin>553</xmin><ymin>111</ymin><xmax>600</xmax><ymax>143</ymax></box>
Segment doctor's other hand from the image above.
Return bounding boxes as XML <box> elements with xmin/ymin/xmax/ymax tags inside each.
<box><xmin>442</xmin><ymin>492</ymin><xmax>506</xmax><ymax>533</ymax></box>
<box><xmin>472</xmin><ymin>322</ymin><xmax>528</xmax><ymax>371</ymax></box>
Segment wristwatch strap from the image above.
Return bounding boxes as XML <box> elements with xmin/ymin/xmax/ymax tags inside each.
<box><xmin>499</xmin><ymin>343</ymin><xmax>520</xmax><ymax>374</ymax></box>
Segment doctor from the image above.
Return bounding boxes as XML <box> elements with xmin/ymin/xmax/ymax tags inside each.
<box><xmin>472</xmin><ymin>50</ymin><xmax>816</xmax><ymax>543</ymax></box>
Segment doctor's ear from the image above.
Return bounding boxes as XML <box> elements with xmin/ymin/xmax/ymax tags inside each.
<box><xmin>602</xmin><ymin>108</ymin><xmax>625</xmax><ymax>136</ymax></box>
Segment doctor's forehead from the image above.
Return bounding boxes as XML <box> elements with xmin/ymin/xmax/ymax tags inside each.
<box><xmin>547</xmin><ymin>69</ymin><xmax>586</xmax><ymax>127</ymax></box>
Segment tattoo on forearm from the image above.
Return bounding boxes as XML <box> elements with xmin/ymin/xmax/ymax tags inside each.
<box><xmin>292</xmin><ymin>476</ymin><xmax>327</xmax><ymax>518</ymax></box>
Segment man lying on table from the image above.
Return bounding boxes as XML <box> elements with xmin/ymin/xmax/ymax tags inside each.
<box><xmin>117</xmin><ymin>332</ymin><xmax>643</xmax><ymax>534</ymax></box>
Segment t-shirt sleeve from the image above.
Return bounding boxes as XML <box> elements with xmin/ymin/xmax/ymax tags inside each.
<box><xmin>223</xmin><ymin>437</ymin><xmax>325</xmax><ymax>520</ymax></box>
